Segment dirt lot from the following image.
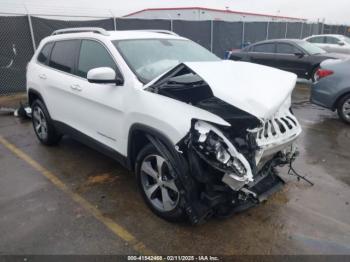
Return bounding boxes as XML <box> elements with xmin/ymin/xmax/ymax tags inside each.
<box><xmin>0</xmin><ymin>84</ymin><xmax>349</xmax><ymax>255</ymax></box>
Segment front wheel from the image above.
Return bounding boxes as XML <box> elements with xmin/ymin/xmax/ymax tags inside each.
<box><xmin>337</xmin><ymin>94</ymin><xmax>350</xmax><ymax>124</ymax></box>
<box><xmin>135</xmin><ymin>143</ymin><xmax>186</xmax><ymax>222</ymax></box>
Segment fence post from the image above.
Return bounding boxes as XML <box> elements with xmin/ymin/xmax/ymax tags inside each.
<box><xmin>210</xmin><ymin>20</ymin><xmax>213</xmax><ymax>52</ymax></box>
<box><xmin>266</xmin><ymin>21</ymin><xmax>270</xmax><ymax>40</ymax></box>
<box><xmin>27</xmin><ymin>14</ymin><xmax>36</xmax><ymax>51</ymax></box>
<box><xmin>300</xmin><ymin>23</ymin><xmax>304</xmax><ymax>39</ymax></box>
<box><xmin>309</xmin><ymin>24</ymin><xmax>312</xmax><ymax>36</ymax></box>
<box><xmin>284</xmin><ymin>22</ymin><xmax>288</xmax><ymax>38</ymax></box>
<box><xmin>241</xmin><ymin>21</ymin><xmax>245</xmax><ymax>48</ymax></box>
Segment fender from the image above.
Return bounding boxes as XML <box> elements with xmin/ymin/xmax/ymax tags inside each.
<box><xmin>127</xmin><ymin>123</ymin><xmax>182</xmax><ymax>170</ymax></box>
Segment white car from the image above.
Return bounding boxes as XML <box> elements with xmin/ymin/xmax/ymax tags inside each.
<box><xmin>27</xmin><ymin>27</ymin><xmax>302</xmax><ymax>223</ymax></box>
<box><xmin>304</xmin><ymin>34</ymin><xmax>350</xmax><ymax>54</ymax></box>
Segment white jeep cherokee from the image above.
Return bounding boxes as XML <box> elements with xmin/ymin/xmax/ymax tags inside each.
<box><xmin>27</xmin><ymin>27</ymin><xmax>302</xmax><ymax>224</ymax></box>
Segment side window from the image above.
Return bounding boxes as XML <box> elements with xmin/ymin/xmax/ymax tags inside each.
<box><xmin>252</xmin><ymin>43</ymin><xmax>275</xmax><ymax>53</ymax></box>
<box><xmin>37</xmin><ymin>42</ymin><xmax>54</xmax><ymax>64</ymax></box>
<box><xmin>276</xmin><ymin>43</ymin><xmax>300</xmax><ymax>54</ymax></box>
<box><xmin>307</xmin><ymin>36</ymin><xmax>325</xmax><ymax>44</ymax></box>
<box><xmin>325</xmin><ymin>37</ymin><xmax>340</xmax><ymax>44</ymax></box>
<box><xmin>77</xmin><ymin>40</ymin><xmax>119</xmax><ymax>78</ymax></box>
<box><xmin>49</xmin><ymin>40</ymin><xmax>79</xmax><ymax>73</ymax></box>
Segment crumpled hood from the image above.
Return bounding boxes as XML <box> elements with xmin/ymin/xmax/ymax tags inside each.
<box><xmin>184</xmin><ymin>61</ymin><xmax>297</xmax><ymax>119</ymax></box>
<box><xmin>146</xmin><ymin>60</ymin><xmax>297</xmax><ymax>120</ymax></box>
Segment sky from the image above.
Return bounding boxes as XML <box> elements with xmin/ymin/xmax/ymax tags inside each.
<box><xmin>2</xmin><ymin>0</ymin><xmax>350</xmax><ymax>24</ymax></box>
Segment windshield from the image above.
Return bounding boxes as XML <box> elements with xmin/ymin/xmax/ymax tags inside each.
<box><xmin>297</xmin><ymin>41</ymin><xmax>326</xmax><ymax>55</ymax></box>
<box><xmin>113</xmin><ymin>39</ymin><xmax>220</xmax><ymax>83</ymax></box>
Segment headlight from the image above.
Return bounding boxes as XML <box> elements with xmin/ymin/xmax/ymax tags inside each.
<box><xmin>191</xmin><ymin>120</ymin><xmax>252</xmax><ymax>181</ymax></box>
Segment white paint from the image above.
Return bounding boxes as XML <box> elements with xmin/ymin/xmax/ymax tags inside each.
<box><xmin>181</xmin><ymin>60</ymin><xmax>298</xmax><ymax>120</ymax></box>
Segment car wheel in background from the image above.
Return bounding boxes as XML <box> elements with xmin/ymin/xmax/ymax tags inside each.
<box><xmin>135</xmin><ymin>143</ymin><xmax>186</xmax><ymax>222</ymax></box>
<box><xmin>31</xmin><ymin>99</ymin><xmax>62</xmax><ymax>145</ymax></box>
<box><xmin>337</xmin><ymin>94</ymin><xmax>350</xmax><ymax>124</ymax></box>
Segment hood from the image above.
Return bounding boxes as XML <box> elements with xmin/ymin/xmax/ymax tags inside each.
<box><xmin>145</xmin><ymin>60</ymin><xmax>297</xmax><ymax>120</ymax></box>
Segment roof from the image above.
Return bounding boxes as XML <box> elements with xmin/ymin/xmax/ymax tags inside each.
<box><xmin>124</xmin><ymin>7</ymin><xmax>307</xmax><ymax>21</ymax></box>
<box><xmin>249</xmin><ymin>39</ymin><xmax>306</xmax><ymax>45</ymax></box>
<box><xmin>304</xmin><ymin>34</ymin><xmax>346</xmax><ymax>38</ymax></box>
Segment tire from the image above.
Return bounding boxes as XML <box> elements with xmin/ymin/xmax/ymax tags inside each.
<box><xmin>31</xmin><ymin>99</ymin><xmax>62</xmax><ymax>145</ymax></box>
<box><xmin>135</xmin><ymin>143</ymin><xmax>186</xmax><ymax>222</ymax></box>
<box><xmin>337</xmin><ymin>93</ymin><xmax>350</xmax><ymax>125</ymax></box>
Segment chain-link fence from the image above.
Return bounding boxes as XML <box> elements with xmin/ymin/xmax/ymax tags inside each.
<box><xmin>0</xmin><ymin>14</ymin><xmax>349</xmax><ymax>96</ymax></box>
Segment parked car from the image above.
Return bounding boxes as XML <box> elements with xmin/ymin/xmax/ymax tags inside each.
<box><xmin>228</xmin><ymin>39</ymin><xmax>348</xmax><ymax>81</ymax></box>
<box><xmin>304</xmin><ymin>34</ymin><xmax>350</xmax><ymax>54</ymax></box>
<box><xmin>311</xmin><ymin>59</ymin><xmax>350</xmax><ymax>124</ymax></box>
<box><xmin>27</xmin><ymin>27</ymin><xmax>302</xmax><ymax>223</ymax></box>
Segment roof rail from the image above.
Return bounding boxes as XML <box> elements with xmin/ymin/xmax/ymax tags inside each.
<box><xmin>135</xmin><ymin>30</ymin><xmax>179</xmax><ymax>36</ymax></box>
<box><xmin>52</xmin><ymin>27</ymin><xmax>110</xmax><ymax>36</ymax></box>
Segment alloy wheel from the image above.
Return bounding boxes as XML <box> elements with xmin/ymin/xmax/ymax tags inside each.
<box><xmin>33</xmin><ymin>106</ymin><xmax>48</xmax><ymax>140</ymax></box>
<box><xmin>342</xmin><ymin>98</ymin><xmax>350</xmax><ymax>121</ymax></box>
<box><xmin>140</xmin><ymin>154</ymin><xmax>179</xmax><ymax>212</ymax></box>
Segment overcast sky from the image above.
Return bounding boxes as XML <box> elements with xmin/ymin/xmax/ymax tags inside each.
<box><xmin>2</xmin><ymin>0</ymin><xmax>350</xmax><ymax>24</ymax></box>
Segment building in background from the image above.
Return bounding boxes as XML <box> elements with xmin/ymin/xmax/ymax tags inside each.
<box><xmin>124</xmin><ymin>7</ymin><xmax>307</xmax><ymax>23</ymax></box>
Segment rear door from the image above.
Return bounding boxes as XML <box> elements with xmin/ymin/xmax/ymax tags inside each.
<box><xmin>44</xmin><ymin>39</ymin><xmax>81</xmax><ymax>128</ymax></box>
<box><xmin>247</xmin><ymin>43</ymin><xmax>276</xmax><ymax>67</ymax></box>
<box><xmin>275</xmin><ymin>42</ymin><xmax>309</xmax><ymax>77</ymax></box>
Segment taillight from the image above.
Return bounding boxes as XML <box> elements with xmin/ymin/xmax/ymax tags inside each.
<box><xmin>315</xmin><ymin>69</ymin><xmax>334</xmax><ymax>81</ymax></box>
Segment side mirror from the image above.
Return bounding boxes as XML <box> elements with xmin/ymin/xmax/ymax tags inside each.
<box><xmin>294</xmin><ymin>52</ymin><xmax>305</xmax><ymax>58</ymax></box>
<box><xmin>338</xmin><ymin>41</ymin><xmax>345</xmax><ymax>46</ymax></box>
<box><xmin>87</xmin><ymin>67</ymin><xmax>123</xmax><ymax>85</ymax></box>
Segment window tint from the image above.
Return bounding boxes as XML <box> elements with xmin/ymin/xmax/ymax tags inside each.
<box><xmin>49</xmin><ymin>40</ymin><xmax>79</xmax><ymax>73</ymax></box>
<box><xmin>325</xmin><ymin>36</ymin><xmax>340</xmax><ymax>44</ymax></box>
<box><xmin>252</xmin><ymin>43</ymin><xmax>275</xmax><ymax>53</ymax></box>
<box><xmin>307</xmin><ymin>36</ymin><xmax>325</xmax><ymax>44</ymax></box>
<box><xmin>37</xmin><ymin>42</ymin><xmax>54</xmax><ymax>64</ymax></box>
<box><xmin>77</xmin><ymin>40</ymin><xmax>117</xmax><ymax>78</ymax></box>
<box><xmin>276</xmin><ymin>43</ymin><xmax>300</xmax><ymax>54</ymax></box>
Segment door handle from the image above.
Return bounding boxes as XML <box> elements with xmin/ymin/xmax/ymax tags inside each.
<box><xmin>70</xmin><ymin>84</ymin><xmax>82</xmax><ymax>91</ymax></box>
<box><xmin>39</xmin><ymin>74</ymin><xmax>47</xmax><ymax>80</ymax></box>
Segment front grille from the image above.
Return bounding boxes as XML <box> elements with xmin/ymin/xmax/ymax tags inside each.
<box><xmin>255</xmin><ymin>110</ymin><xmax>301</xmax><ymax>147</ymax></box>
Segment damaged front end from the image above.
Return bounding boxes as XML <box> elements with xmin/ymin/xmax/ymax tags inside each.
<box><xmin>145</xmin><ymin>61</ymin><xmax>302</xmax><ymax>222</ymax></box>
<box><xmin>177</xmin><ymin>113</ymin><xmax>300</xmax><ymax>219</ymax></box>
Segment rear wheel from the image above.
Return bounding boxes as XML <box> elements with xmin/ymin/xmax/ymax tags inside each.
<box><xmin>135</xmin><ymin>143</ymin><xmax>185</xmax><ymax>222</ymax></box>
<box><xmin>337</xmin><ymin>94</ymin><xmax>350</xmax><ymax>124</ymax></box>
<box><xmin>31</xmin><ymin>99</ymin><xmax>62</xmax><ymax>145</ymax></box>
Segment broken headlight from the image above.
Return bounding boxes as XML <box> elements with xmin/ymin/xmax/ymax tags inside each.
<box><xmin>191</xmin><ymin>120</ymin><xmax>250</xmax><ymax>178</ymax></box>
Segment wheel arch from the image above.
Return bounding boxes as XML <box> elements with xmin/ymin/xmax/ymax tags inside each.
<box><xmin>127</xmin><ymin>123</ymin><xmax>180</xmax><ymax>171</ymax></box>
<box><xmin>332</xmin><ymin>90</ymin><xmax>350</xmax><ymax>110</ymax></box>
<box><xmin>28</xmin><ymin>88</ymin><xmax>44</xmax><ymax>107</ymax></box>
